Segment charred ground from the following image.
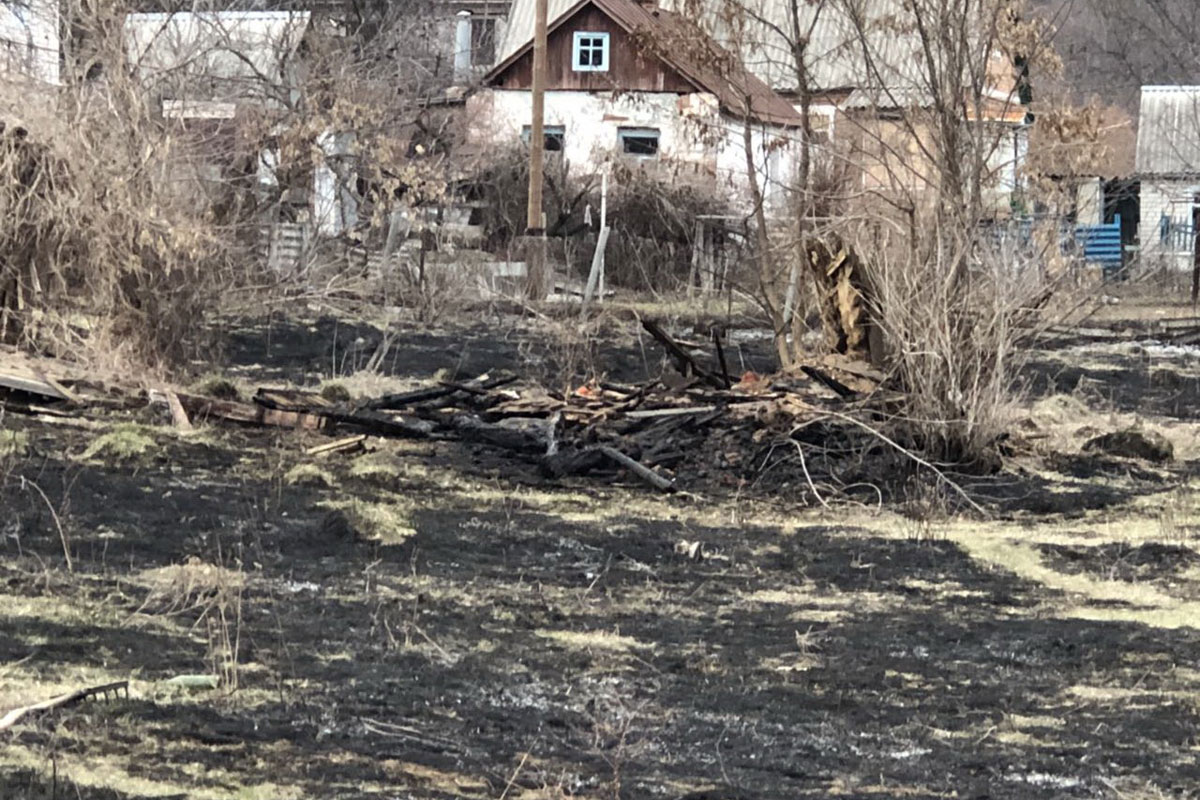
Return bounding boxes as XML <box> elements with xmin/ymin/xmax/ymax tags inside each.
<box><xmin>2</xmin><ymin>307</ymin><xmax>1200</xmax><ymax>799</ymax></box>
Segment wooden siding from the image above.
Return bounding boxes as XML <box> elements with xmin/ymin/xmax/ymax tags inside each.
<box><xmin>492</xmin><ymin>5</ymin><xmax>695</xmax><ymax>93</ymax></box>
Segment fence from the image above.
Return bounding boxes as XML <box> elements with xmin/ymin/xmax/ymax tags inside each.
<box><xmin>1160</xmin><ymin>215</ymin><xmax>1195</xmax><ymax>255</ymax></box>
<box><xmin>983</xmin><ymin>214</ymin><xmax>1124</xmax><ymax>274</ymax></box>
<box><xmin>259</xmin><ymin>222</ymin><xmax>313</xmax><ymax>274</ymax></box>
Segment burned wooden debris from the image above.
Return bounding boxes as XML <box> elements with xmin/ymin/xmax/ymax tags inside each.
<box><xmin>1</xmin><ymin>322</ymin><xmax>895</xmax><ymax>496</ymax></box>
<box><xmin>0</xmin><ymin>681</ymin><xmax>129</xmax><ymax>732</ymax></box>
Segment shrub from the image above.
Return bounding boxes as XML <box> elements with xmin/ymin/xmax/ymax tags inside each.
<box><xmin>602</xmin><ymin>164</ymin><xmax>735</xmax><ymax>292</ymax></box>
<box><xmin>467</xmin><ymin>144</ymin><xmax>596</xmax><ymax>252</ymax></box>
<box><xmin>466</xmin><ymin>148</ymin><xmax>735</xmax><ymax>293</ymax></box>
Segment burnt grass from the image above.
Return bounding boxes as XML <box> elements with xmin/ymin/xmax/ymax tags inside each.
<box><xmin>2</xmin><ymin>315</ymin><xmax>1200</xmax><ymax>798</ymax></box>
<box><xmin>2</xmin><ymin>421</ymin><xmax>1200</xmax><ymax>799</ymax></box>
<box><xmin>1039</xmin><ymin>541</ymin><xmax>1200</xmax><ymax>589</ymax></box>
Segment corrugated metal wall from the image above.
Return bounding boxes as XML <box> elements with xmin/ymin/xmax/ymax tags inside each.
<box><xmin>1137</xmin><ymin>87</ymin><xmax>1200</xmax><ymax>177</ymax></box>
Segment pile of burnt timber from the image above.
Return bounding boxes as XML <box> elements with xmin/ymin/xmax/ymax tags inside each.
<box><xmin>303</xmin><ymin>368</ymin><xmax>862</xmax><ymax>494</ymax></box>
<box><xmin>1</xmin><ymin>325</ymin><xmax>886</xmax><ymax>495</ymax></box>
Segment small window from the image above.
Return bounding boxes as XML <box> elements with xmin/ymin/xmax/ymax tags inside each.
<box><xmin>618</xmin><ymin>127</ymin><xmax>659</xmax><ymax>157</ymax></box>
<box><xmin>572</xmin><ymin>31</ymin><xmax>609</xmax><ymax>72</ymax></box>
<box><xmin>522</xmin><ymin>125</ymin><xmax>566</xmax><ymax>152</ymax></box>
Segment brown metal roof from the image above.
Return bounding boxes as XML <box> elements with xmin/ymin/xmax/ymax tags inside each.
<box><xmin>485</xmin><ymin>0</ymin><xmax>801</xmax><ymax>127</ymax></box>
<box><xmin>499</xmin><ymin>0</ymin><xmax>924</xmax><ymax>94</ymax></box>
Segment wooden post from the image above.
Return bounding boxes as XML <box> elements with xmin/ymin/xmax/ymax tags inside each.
<box><xmin>379</xmin><ymin>208</ymin><xmax>406</xmax><ymax>305</ymax></box>
<box><xmin>700</xmin><ymin>222</ymin><xmax>714</xmax><ymax>294</ymax></box>
<box><xmin>597</xmin><ymin>170</ymin><xmax>607</xmax><ymax>302</ymax></box>
<box><xmin>599</xmin><ymin>169</ymin><xmax>607</xmax><ymax>230</ymax></box>
<box><xmin>525</xmin><ymin>0</ymin><xmax>549</xmax><ymax>299</ymax></box>
<box><xmin>582</xmin><ymin>173</ymin><xmax>609</xmax><ymax>309</ymax></box>
<box><xmin>527</xmin><ymin>0</ymin><xmax>548</xmax><ymax>235</ymax></box>
<box><xmin>1192</xmin><ymin>200</ymin><xmax>1200</xmax><ymax>307</ymax></box>
<box><xmin>582</xmin><ymin>228</ymin><xmax>610</xmax><ymax>308</ymax></box>
<box><xmin>689</xmin><ymin>220</ymin><xmax>702</xmax><ymax>299</ymax></box>
<box><xmin>782</xmin><ymin>261</ymin><xmax>801</xmax><ymax>326</ymax></box>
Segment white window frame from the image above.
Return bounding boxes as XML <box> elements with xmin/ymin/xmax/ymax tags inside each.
<box><xmin>572</xmin><ymin>31</ymin><xmax>609</xmax><ymax>72</ymax></box>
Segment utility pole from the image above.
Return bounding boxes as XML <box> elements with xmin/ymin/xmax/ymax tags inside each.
<box><xmin>524</xmin><ymin>0</ymin><xmax>549</xmax><ymax>299</ymax></box>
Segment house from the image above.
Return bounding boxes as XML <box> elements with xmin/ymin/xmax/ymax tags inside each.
<box><xmin>1135</xmin><ymin>86</ymin><xmax>1200</xmax><ymax>272</ymax></box>
<box><xmin>468</xmin><ymin>0</ymin><xmax>803</xmax><ymax>210</ymax></box>
<box><xmin>124</xmin><ymin>4</ymin><xmax>516</xmax><ymax>244</ymax></box>
<box><xmin>0</xmin><ymin>0</ymin><xmax>59</xmax><ymax>90</ymax></box>
<box><xmin>495</xmin><ymin>0</ymin><xmax>1029</xmax><ymax>214</ymax></box>
<box><xmin>297</xmin><ymin>0</ymin><xmax>511</xmax><ymax>82</ymax></box>
<box><xmin>124</xmin><ymin>10</ymin><xmax>309</xmax><ymax>111</ymax></box>
<box><xmin>123</xmin><ymin>10</ymin><xmax>363</xmax><ymax>238</ymax></box>
<box><xmin>1023</xmin><ymin>102</ymin><xmax>1137</xmax><ymax>252</ymax></box>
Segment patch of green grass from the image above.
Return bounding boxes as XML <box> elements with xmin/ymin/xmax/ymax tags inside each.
<box><xmin>348</xmin><ymin>451</ymin><xmax>405</xmax><ymax>483</ymax></box>
<box><xmin>79</xmin><ymin>424</ymin><xmax>158</xmax><ymax>465</ymax></box>
<box><xmin>284</xmin><ymin>463</ymin><xmax>338</xmax><ymax>488</ymax></box>
<box><xmin>0</xmin><ymin>429</ymin><xmax>28</xmax><ymax>458</ymax></box>
<box><xmin>191</xmin><ymin>374</ymin><xmax>245</xmax><ymax>401</ymax></box>
<box><xmin>318</xmin><ymin>497</ymin><xmax>416</xmax><ymax>544</ymax></box>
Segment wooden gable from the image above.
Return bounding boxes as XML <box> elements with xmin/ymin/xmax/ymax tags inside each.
<box><xmin>489</xmin><ymin>2</ymin><xmax>696</xmax><ymax>94</ymax></box>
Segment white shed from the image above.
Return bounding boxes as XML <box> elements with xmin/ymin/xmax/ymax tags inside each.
<box><xmin>1136</xmin><ymin>86</ymin><xmax>1200</xmax><ymax>271</ymax></box>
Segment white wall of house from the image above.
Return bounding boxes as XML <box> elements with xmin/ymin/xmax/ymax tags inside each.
<box><xmin>1074</xmin><ymin>177</ymin><xmax>1102</xmax><ymax>227</ymax></box>
<box><xmin>1140</xmin><ymin>178</ymin><xmax>1200</xmax><ymax>271</ymax></box>
<box><xmin>0</xmin><ymin>0</ymin><xmax>60</xmax><ymax>86</ymax></box>
<box><xmin>468</xmin><ymin>88</ymin><xmax>797</xmax><ymax>212</ymax></box>
<box><xmin>313</xmin><ymin>131</ymin><xmax>359</xmax><ymax>238</ymax></box>
<box><xmin>984</xmin><ymin>123</ymin><xmax>1029</xmax><ymax>213</ymax></box>
<box><xmin>470</xmin><ymin>89</ymin><xmax>709</xmax><ymax>170</ymax></box>
<box><xmin>714</xmin><ymin>120</ymin><xmax>797</xmax><ymax>211</ymax></box>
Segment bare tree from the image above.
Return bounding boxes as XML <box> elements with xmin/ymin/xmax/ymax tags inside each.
<box><xmin>0</xmin><ymin>0</ymin><xmax>472</xmax><ymax>365</ymax></box>
<box><xmin>1037</xmin><ymin>0</ymin><xmax>1200</xmax><ymax>109</ymax></box>
<box><xmin>681</xmin><ymin>0</ymin><xmax>1077</xmax><ymax>463</ymax></box>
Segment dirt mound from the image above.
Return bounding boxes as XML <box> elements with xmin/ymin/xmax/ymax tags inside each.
<box><xmin>1083</xmin><ymin>429</ymin><xmax>1175</xmax><ymax>463</ymax></box>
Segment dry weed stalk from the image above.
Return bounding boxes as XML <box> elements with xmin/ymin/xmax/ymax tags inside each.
<box><xmin>128</xmin><ymin>554</ymin><xmax>247</xmax><ymax>690</ymax></box>
<box><xmin>18</xmin><ymin>477</ymin><xmax>73</xmax><ymax>573</ymax></box>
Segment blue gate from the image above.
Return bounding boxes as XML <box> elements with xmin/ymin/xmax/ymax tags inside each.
<box><xmin>1076</xmin><ymin>214</ymin><xmax>1122</xmax><ymax>270</ymax></box>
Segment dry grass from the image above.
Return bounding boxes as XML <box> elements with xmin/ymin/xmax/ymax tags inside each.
<box><xmin>319</xmin><ymin>371</ymin><xmax>425</xmax><ymax>402</ymax></box>
<box><xmin>190</xmin><ymin>374</ymin><xmax>249</xmax><ymax>402</ymax></box>
<box><xmin>135</xmin><ymin>559</ymin><xmax>246</xmax><ymax>611</ymax></box>
<box><xmin>348</xmin><ymin>451</ymin><xmax>406</xmax><ymax>482</ymax></box>
<box><xmin>0</xmin><ymin>743</ymin><xmax>307</xmax><ymax>800</ymax></box>
<box><xmin>0</xmin><ymin>429</ymin><xmax>28</xmax><ymax>459</ymax></box>
<box><xmin>379</xmin><ymin>760</ymin><xmax>490</xmax><ymax>796</ymax></box>
<box><xmin>951</xmin><ymin>532</ymin><xmax>1200</xmax><ymax>630</ymax></box>
<box><xmin>534</xmin><ymin>629</ymin><xmax>653</xmax><ymax>653</ymax></box>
